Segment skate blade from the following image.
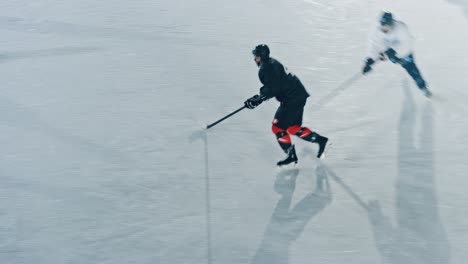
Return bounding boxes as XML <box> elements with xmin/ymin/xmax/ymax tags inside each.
<box><xmin>421</xmin><ymin>89</ymin><xmax>433</xmax><ymax>99</ymax></box>
<box><xmin>318</xmin><ymin>141</ymin><xmax>332</xmax><ymax>159</ymax></box>
<box><xmin>276</xmin><ymin>162</ymin><xmax>298</xmax><ymax>169</ymax></box>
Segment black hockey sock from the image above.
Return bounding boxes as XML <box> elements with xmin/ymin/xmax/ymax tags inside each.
<box><xmin>275</xmin><ymin>131</ymin><xmax>292</xmax><ymax>152</ymax></box>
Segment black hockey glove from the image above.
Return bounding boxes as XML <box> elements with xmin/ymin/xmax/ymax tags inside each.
<box><xmin>362</xmin><ymin>58</ymin><xmax>375</xmax><ymax>74</ymax></box>
<box><xmin>384</xmin><ymin>49</ymin><xmax>401</xmax><ymax>64</ymax></box>
<box><xmin>244</xmin><ymin>94</ymin><xmax>265</xmax><ymax>109</ymax></box>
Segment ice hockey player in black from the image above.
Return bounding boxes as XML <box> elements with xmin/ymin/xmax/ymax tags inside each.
<box><xmin>244</xmin><ymin>44</ymin><xmax>329</xmax><ymax>166</ymax></box>
<box><xmin>362</xmin><ymin>12</ymin><xmax>432</xmax><ymax>97</ymax></box>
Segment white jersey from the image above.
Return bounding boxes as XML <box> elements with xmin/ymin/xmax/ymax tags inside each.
<box><xmin>367</xmin><ymin>21</ymin><xmax>414</xmax><ymax>59</ymax></box>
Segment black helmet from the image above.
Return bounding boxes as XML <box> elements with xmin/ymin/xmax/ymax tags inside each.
<box><xmin>252</xmin><ymin>44</ymin><xmax>270</xmax><ymax>59</ymax></box>
<box><xmin>380</xmin><ymin>12</ymin><xmax>394</xmax><ymax>26</ymax></box>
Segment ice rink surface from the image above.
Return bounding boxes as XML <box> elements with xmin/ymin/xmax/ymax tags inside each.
<box><xmin>1</xmin><ymin>0</ymin><xmax>468</xmax><ymax>263</ymax></box>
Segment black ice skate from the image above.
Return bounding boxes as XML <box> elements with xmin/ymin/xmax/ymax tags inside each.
<box><xmin>316</xmin><ymin>135</ymin><xmax>329</xmax><ymax>158</ymax></box>
<box><xmin>277</xmin><ymin>145</ymin><xmax>298</xmax><ymax>167</ymax></box>
<box><xmin>420</xmin><ymin>87</ymin><xmax>432</xmax><ymax>98</ymax></box>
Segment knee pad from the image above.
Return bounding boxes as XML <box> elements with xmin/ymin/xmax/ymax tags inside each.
<box><xmin>272</xmin><ymin>125</ymin><xmax>285</xmax><ymax>135</ymax></box>
<box><xmin>287</xmin><ymin>125</ymin><xmax>302</xmax><ymax>135</ymax></box>
<box><xmin>287</xmin><ymin>126</ymin><xmax>313</xmax><ymax>139</ymax></box>
<box><xmin>272</xmin><ymin>125</ymin><xmax>291</xmax><ymax>145</ymax></box>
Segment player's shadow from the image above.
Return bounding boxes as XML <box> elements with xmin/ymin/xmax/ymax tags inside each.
<box><xmin>366</xmin><ymin>82</ymin><xmax>450</xmax><ymax>263</ymax></box>
<box><xmin>250</xmin><ymin>166</ymin><xmax>332</xmax><ymax>264</ymax></box>
<box><xmin>0</xmin><ymin>46</ymin><xmax>102</xmax><ymax>63</ymax></box>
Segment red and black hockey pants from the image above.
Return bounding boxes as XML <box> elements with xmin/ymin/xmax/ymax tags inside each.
<box><xmin>271</xmin><ymin>99</ymin><xmax>318</xmax><ymax>153</ymax></box>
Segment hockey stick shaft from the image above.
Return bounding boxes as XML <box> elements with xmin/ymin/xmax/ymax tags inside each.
<box><xmin>315</xmin><ymin>72</ymin><xmax>362</xmax><ymax>109</ymax></box>
<box><xmin>206</xmin><ymin>106</ymin><xmax>246</xmax><ymax>129</ymax></box>
<box><xmin>315</xmin><ymin>59</ymin><xmax>382</xmax><ymax>109</ymax></box>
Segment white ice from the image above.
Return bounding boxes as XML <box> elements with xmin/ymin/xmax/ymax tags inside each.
<box><xmin>1</xmin><ymin>0</ymin><xmax>468</xmax><ymax>263</ymax></box>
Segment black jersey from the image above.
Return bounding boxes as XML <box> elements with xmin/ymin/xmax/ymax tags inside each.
<box><xmin>258</xmin><ymin>58</ymin><xmax>309</xmax><ymax>103</ymax></box>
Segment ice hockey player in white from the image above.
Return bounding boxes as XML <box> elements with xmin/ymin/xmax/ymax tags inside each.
<box><xmin>362</xmin><ymin>12</ymin><xmax>432</xmax><ymax>97</ymax></box>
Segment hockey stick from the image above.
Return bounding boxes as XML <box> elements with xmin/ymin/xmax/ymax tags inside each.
<box><xmin>314</xmin><ymin>59</ymin><xmax>382</xmax><ymax>109</ymax></box>
<box><xmin>314</xmin><ymin>72</ymin><xmax>363</xmax><ymax>109</ymax></box>
<box><xmin>206</xmin><ymin>106</ymin><xmax>246</xmax><ymax>129</ymax></box>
